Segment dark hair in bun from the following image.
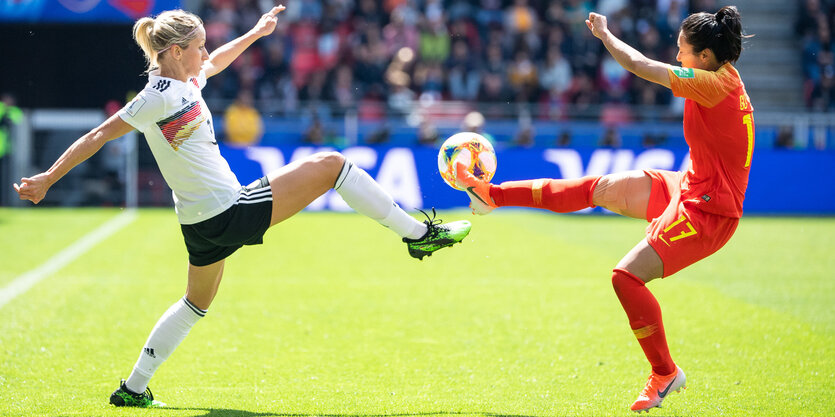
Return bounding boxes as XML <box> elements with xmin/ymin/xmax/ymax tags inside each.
<box><xmin>681</xmin><ymin>5</ymin><xmax>746</xmax><ymax>64</ymax></box>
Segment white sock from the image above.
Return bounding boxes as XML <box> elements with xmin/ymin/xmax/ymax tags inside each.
<box><xmin>124</xmin><ymin>297</ymin><xmax>205</xmax><ymax>393</ymax></box>
<box><xmin>334</xmin><ymin>161</ymin><xmax>427</xmax><ymax>239</ymax></box>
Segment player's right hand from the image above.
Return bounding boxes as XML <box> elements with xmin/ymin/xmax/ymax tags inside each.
<box><xmin>585</xmin><ymin>12</ymin><xmax>609</xmax><ymax>39</ymax></box>
<box><xmin>14</xmin><ymin>173</ymin><xmax>50</xmax><ymax>204</ymax></box>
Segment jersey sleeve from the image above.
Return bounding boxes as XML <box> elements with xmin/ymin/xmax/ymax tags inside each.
<box><xmin>667</xmin><ymin>66</ymin><xmax>736</xmax><ymax>108</ymax></box>
<box><xmin>195</xmin><ymin>70</ymin><xmax>207</xmax><ymax>90</ymax></box>
<box><xmin>117</xmin><ymin>89</ymin><xmax>166</xmax><ymax>132</ymax></box>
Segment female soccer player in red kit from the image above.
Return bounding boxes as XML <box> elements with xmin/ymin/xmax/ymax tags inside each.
<box><xmin>456</xmin><ymin>6</ymin><xmax>753</xmax><ymax>413</ymax></box>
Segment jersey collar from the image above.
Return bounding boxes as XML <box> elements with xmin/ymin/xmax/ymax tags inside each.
<box><xmin>149</xmin><ymin>69</ymin><xmax>195</xmax><ymax>87</ymax></box>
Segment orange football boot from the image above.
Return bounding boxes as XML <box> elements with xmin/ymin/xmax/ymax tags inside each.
<box><xmin>630</xmin><ymin>366</ymin><xmax>686</xmax><ymax>413</ymax></box>
<box><xmin>454</xmin><ymin>161</ymin><xmax>497</xmax><ymax>215</ymax></box>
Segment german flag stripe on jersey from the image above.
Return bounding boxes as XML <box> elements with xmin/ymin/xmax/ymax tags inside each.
<box><xmin>156</xmin><ymin>102</ymin><xmax>205</xmax><ymax>150</ymax></box>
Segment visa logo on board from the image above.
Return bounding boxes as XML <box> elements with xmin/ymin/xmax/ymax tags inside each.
<box><xmin>239</xmin><ymin>146</ymin><xmax>691</xmax><ymax>211</ymax></box>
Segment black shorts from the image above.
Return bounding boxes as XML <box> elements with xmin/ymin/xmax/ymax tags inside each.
<box><xmin>180</xmin><ymin>176</ymin><xmax>273</xmax><ymax>266</ymax></box>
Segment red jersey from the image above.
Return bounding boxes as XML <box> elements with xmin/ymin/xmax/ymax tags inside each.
<box><xmin>667</xmin><ymin>63</ymin><xmax>754</xmax><ymax>218</ymax></box>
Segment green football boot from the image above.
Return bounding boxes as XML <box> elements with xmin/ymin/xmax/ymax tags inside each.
<box><xmin>404</xmin><ymin>209</ymin><xmax>472</xmax><ymax>260</ymax></box>
<box><xmin>109</xmin><ymin>379</ymin><xmax>165</xmax><ymax>408</ymax></box>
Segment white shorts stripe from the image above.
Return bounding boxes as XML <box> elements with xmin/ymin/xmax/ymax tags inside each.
<box><xmin>242</xmin><ymin>188</ymin><xmax>271</xmax><ymax>197</ymax></box>
<box><xmin>238</xmin><ymin>197</ymin><xmax>272</xmax><ymax>204</ymax></box>
<box><xmin>240</xmin><ymin>194</ymin><xmax>271</xmax><ymax>202</ymax></box>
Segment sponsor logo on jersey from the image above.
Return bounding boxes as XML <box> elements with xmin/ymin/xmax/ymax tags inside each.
<box><xmin>125</xmin><ymin>96</ymin><xmax>146</xmax><ymax>117</ymax></box>
<box><xmin>672</xmin><ymin>67</ymin><xmax>694</xmax><ymax>78</ymax></box>
<box><xmin>156</xmin><ymin>101</ymin><xmax>205</xmax><ymax>150</ymax></box>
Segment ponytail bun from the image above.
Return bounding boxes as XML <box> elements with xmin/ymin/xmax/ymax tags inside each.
<box><xmin>681</xmin><ymin>5</ymin><xmax>747</xmax><ymax>64</ymax></box>
<box><xmin>714</xmin><ymin>6</ymin><xmax>743</xmax><ymax>63</ymax></box>
<box><xmin>131</xmin><ymin>10</ymin><xmax>203</xmax><ymax>73</ymax></box>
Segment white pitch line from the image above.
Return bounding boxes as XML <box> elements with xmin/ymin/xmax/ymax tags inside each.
<box><xmin>0</xmin><ymin>209</ymin><xmax>138</xmax><ymax>310</ymax></box>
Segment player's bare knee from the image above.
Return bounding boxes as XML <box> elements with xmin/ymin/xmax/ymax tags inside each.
<box><xmin>612</xmin><ymin>268</ymin><xmax>652</xmax><ymax>289</ymax></box>
<box><xmin>314</xmin><ymin>151</ymin><xmax>345</xmax><ymax>169</ymax></box>
<box><xmin>593</xmin><ymin>171</ymin><xmax>651</xmax><ymax>217</ymax></box>
<box><xmin>311</xmin><ymin>151</ymin><xmax>345</xmax><ymax>179</ymax></box>
<box><xmin>593</xmin><ymin>175</ymin><xmax>626</xmax><ymax>211</ymax></box>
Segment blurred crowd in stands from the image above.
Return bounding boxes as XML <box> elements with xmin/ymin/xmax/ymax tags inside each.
<box><xmin>799</xmin><ymin>0</ymin><xmax>835</xmax><ymax>111</ymax></box>
<box><xmin>199</xmin><ymin>0</ymin><xmax>725</xmax><ymax>126</ymax></box>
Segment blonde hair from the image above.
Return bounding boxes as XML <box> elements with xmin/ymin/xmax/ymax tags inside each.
<box><xmin>133</xmin><ymin>9</ymin><xmax>203</xmax><ymax>72</ymax></box>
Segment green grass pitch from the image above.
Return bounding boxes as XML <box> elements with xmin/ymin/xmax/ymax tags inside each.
<box><xmin>0</xmin><ymin>208</ymin><xmax>833</xmax><ymax>416</ymax></box>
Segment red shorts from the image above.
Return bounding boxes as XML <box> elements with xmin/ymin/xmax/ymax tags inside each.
<box><xmin>643</xmin><ymin>170</ymin><xmax>739</xmax><ymax>277</ymax></box>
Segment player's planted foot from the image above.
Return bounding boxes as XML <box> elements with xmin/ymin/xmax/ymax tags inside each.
<box><xmin>110</xmin><ymin>379</ymin><xmax>165</xmax><ymax>408</ymax></box>
<box><xmin>454</xmin><ymin>162</ymin><xmax>497</xmax><ymax>215</ymax></box>
<box><xmin>404</xmin><ymin>208</ymin><xmax>471</xmax><ymax>260</ymax></box>
<box><xmin>630</xmin><ymin>366</ymin><xmax>686</xmax><ymax>413</ymax></box>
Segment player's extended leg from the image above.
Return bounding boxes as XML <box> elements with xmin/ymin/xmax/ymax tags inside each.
<box><xmin>456</xmin><ymin>165</ymin><xmax>652</xmax><ymax>218</ymax></box>
<box><xmin>110</xmin><ymin>260</ymin><xmax>225</xmax><ymax>407</ymax></box>
<box><xmin>614</xmin><ymin>242</ymin><xmax>685</xmax><ymax>413</ymax></box>
<box><xmin>268</xmin><ymin>152</ymin><xmax>470</xmax><ymax>259</ymax></box>
<box><xmin>266</xmin><ymin>152</ymin><xmax>346</xmax><ymax>226</ymax></box>
<box><xmin>592</xmin><ymin>171</ymin><xmax>653</xmax><ymax>219</ymax></box>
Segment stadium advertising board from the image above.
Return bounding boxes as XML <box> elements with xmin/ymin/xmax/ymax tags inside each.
<box><xmin>0</xmin><ymin>0</ymin><xmax>180</xmax><ymax>22</ymax></box>
<box><xmin>219</xmin><ymin>145</ymin><xmax>835</xmax><ymax>215</ymax></box>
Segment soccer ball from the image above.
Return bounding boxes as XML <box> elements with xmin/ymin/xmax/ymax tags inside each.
<box><xmin>437</xmin><ymin>132</ymin><xmax>497</xmax><ymax>191</ymax></box>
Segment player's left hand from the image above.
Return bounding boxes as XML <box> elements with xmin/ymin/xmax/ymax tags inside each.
<box><xmin>251</xmin><ymin>5</ymin><xmax>286</xmax><ymax>38</ymax></box>
<box><xmin>14</xmin><ymin>172</ymin><xmax>51</xmax><ymax>204</ymax></box>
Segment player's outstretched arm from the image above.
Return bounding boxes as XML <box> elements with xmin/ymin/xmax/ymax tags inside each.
<box><xmin>13</xmin><ymin>114</ymin><xmax>134</xmax><ymax>204</ymax></box>
<box><xmin>586</xmin><ymin>12</ymin><xmax>672</xmax><ymax>89</ymax></box>
<box><xmin>203</xmin><ymin>5</ymin><xmax>285</xmax><ymax>78</ymax></box>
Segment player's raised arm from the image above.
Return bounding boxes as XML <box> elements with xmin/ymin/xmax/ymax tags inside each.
<box><xmin>13</xmin><ymin>114</ymin><xmax>134</xmax><ymax>204</ymax></box>
<box><xmin>202</xmin><ymin>5</ymin><xmax>285</xmax><ymax>78</ymax></box>
<box><xmin>586</xmin><ymin>12</ymin><xmax>672</xmax><ymax>89</ymax></box>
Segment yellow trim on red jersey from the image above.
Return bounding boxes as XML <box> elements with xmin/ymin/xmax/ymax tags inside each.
<box><xmin>667</xmin><ymin>63</ymin><xmax>742</xmax><ymax>108</ymax></box>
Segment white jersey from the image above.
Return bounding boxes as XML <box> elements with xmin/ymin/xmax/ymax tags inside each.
<box><xmin>118</xmin><ymin>70</ymin><xmax>241</xmax><ymax>225</ymax></box>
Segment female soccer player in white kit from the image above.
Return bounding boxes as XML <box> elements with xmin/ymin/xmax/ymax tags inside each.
<box><xmin>13</xmin><ymin>6</ymin><xmax>470</xmax><ymax>407</ymax></box>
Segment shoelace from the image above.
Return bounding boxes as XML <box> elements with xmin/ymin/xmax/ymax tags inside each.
<box><xmin>639</xmin><ymin>374</ymin><xmax>656</xmax><ymax>397</ymax></box>
<box><xmin>640</xmin><ymin>371</ymin><xmax>675</xmax><ymax>398</ymax></box>
<box><xmin>416</xmin><ymin>208</ymin><xmax>443</xmax><ymax>231</ymax></box>
<box><xmin>143</xmin><ymin>386</ymin><xmax>154</xmax><ymax>401</ymax></box>
<box><xmin>125</xmin><ymin>384</ymin><xmax>154</xmax><ymax>401</ymax></box>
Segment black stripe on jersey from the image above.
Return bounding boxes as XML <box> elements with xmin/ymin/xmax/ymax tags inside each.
<box><xmin>153</xmin><ymin>80</ymin><xmax>171</xmax><ymax>92</ymax></box>
<box><xmin>182</xmin><ymin>297</ymin><xmax>207</xmax><ymax>317</ymax></box>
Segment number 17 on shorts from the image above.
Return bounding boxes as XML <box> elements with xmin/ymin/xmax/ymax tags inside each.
<box><xmin>657</xmin><ymin>214</ymin><xmax>697</xmax><ymax>246</ymax></box>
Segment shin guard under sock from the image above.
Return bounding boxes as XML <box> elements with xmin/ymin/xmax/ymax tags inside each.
<box><xmin>611</xmin><ymin>268</ymin><xmax>676</xmax><ymax>376</ymax></box>
<box><xmin>490</xmin><ymin>176</ymin><xmax>600</xmax><ymax>213</ymax></box>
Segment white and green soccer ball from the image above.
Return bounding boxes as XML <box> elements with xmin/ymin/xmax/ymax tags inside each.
<box><xmin>437</xmin><ymin>132</ymin><xmax>497</xmax><ymax>191</ymax></box>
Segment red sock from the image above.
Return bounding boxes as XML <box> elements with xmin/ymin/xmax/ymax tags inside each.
<box><xmin>490</xmin><ymin>176</ymin><xmax>600</xmax><ymax>213</ymax></box>
<box><xmin>611</xmin><ymin>269</ymin><xmax>676</xmax><ymax>376</ymax></box>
